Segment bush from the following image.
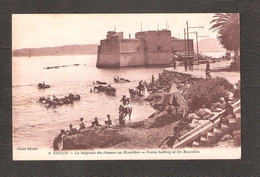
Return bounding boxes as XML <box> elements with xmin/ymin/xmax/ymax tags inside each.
<box><xmin>184</xmin><ymin>77</ymin><xmax>234</xmax><ymax>111</ymax></box>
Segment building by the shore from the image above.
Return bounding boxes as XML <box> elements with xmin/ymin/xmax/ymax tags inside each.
<box><xmin>96</xmin><ymin>30</ymin><xmax>194</xmax><ymax>68</ymax></box>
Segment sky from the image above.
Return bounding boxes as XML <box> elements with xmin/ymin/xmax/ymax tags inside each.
<box><xmin>12</xmin><ymin>13</ymin><xmax>218</xmax><ymax>50</ymax></box>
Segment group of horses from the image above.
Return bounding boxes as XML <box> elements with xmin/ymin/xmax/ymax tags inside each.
<box><xmin>128</xmin><ymin>81</ymin><xmax>148</xmax><ymax>98</ymax></box>
<box><xmin>92</xmin><ymin>77</ymin><xmax>131</xmax><ymax>96</ymax></box>
<box><xmin>93</xmin><ymin>81</ymin><xmax>117</xmax><ymax>96</ymax></box>
<box><xmin>38</xmin><ymin>83</ymin><xmax>50</xmax><ymax>89</ymax></box>
<box><xmin>114</xmin><ymin>77</ymin><xmax>130</xmax><ymax>83</ymax></box>
<box><xmin>39</xmin><ymin>94</ymin><xmax>80</xmax><ymax>108</ymax></box>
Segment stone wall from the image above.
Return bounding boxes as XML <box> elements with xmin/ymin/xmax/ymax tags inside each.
<box><xmin>146</xmin><ymin>52</ymin><xmax>172</xmax><ymax>65</ymax></box>
<box><xmin>96</xmin><ymin>37</ymin><xmax>120</xmax><ymax>68</ymax></box>
<box><xmin>171</xmin><ymin>39</ymin><xmax>194</xmax><ymax>53</ymax></box>
<box><xmin>120</xmin><ymin>53</ymin><xmax>145</xmax><ymax>67</ymax></box>
<box><xmin>97</xmin><ymin>30</ymin><xmax>192</xmax><ymax>68</ymax></box>
<box><xmin>98</xmin><ymin>39</ymin><xmax>119</xmax><ymax>53</ymax></box>
<box><xmin>119</xmin><ymin>39</ymin><xmax>145</xmax><ymax>67</ymax></box>
<box><xmin>136</xmin><ymin>30</ymin><xmax>172</xmax><ymax>65</ymax></box>
<box><xmin>96</xmin><ymin>53</ymin><xmax>120</xmax><ymax>68</ymax></box>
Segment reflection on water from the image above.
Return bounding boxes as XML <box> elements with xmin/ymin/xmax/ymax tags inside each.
<box><xmin>13</xmin><ymin>55</ymin><xmax>164</xmax><ymax>149</ymax></box>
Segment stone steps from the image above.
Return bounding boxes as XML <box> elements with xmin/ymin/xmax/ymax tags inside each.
<box><xmin>189</xmin><ymin>111</ymin><xmax>241</xmax><ymax>148</ymax></box>
<box><xmin>172</xmin><ymin>100</ymin><xmax>241</xmax><ymax>149</ymax></box>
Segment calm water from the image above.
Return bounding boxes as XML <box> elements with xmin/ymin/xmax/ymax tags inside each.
<box><xmin>12</xmin><ymin>55</ymin><xmax>164</xmax><ymax>149</ymax></box>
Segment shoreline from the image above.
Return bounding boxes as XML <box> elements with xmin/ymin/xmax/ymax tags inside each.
<box><xmin>57</xmin><ymin>61</ymin><xmax>240</xmax><ymax>150</ymax></box>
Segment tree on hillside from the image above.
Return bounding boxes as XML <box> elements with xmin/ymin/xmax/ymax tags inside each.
<box><xmin>210</xmin><ymin>13</ymin><xmax>240</xmax><ymax>69</ymax></box>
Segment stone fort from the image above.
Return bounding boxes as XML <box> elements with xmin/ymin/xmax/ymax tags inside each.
<box><xmin>96</xmin><ymin>30</ymin><xmax>193</xmax><ymax>68</ymax></box>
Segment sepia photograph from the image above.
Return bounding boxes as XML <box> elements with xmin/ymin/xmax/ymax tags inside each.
<box><xmin>12</xmin><ymin>13</ymin><xmax>241</xmax><ymax>160</ymax></box>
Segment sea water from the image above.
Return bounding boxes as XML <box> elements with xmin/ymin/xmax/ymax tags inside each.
<box><xmin>12</xmin><ymin>55</ymin><xmax>164</xmax><ymax>149</ymax></box>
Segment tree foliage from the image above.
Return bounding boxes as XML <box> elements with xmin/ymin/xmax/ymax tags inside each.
<box><xmin>210</xmin><ymin>13</ymin><xmax>240</xmax><ymax>52</ymax></box>
<box><xmin>184</xmin><ymin>77</ymin><xmax>234</xmax><ymax>111</ymax></box>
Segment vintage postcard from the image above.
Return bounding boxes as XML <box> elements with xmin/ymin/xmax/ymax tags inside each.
<box><xmin>12</xmin><ymin>13</ymin><xmax>240</xmax><ymax>160</ymax></box>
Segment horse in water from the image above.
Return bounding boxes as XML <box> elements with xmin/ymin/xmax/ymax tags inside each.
<box><xmin>119</xmin><ymin>103</ymin><xmax>132</xmax><ymax>123</ymax></box>
<box><xmin>94</xmin><ymin>85</ymin><xmax>116</xmax><ymax>96</ymax></box>
<box><xmin>137</xmin><ymin>82</ymin><xmax>145</xmax><ymax>95</ymax></box>
<box><xmin>114</xmin><ymin>77</ymin><xmax>130</xmax><ymax>83</ymax></box>
<box><xmin>129</xmin><ymin>88</ymin><xmax>139</xmax><ymax>98</ymax></box>
<box><xmin>38</xmin><ymin>83</ymin><xmax>50</xmax><ymax>89</ymax></box>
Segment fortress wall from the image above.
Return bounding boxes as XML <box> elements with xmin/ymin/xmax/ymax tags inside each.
<box><xmin>97</xmin><ymin>30</ymin><xmax>193</xmax><ymax>68</ymax></box>
<box><xmin>146</xmin><ymin>52</ymin><xmax>172</xmax><ymax>65</ymax></box>
<box><xmin>99</xmin><ymin>39</ymin><xmax>120</xmax><ymax>53</ymax></box>
<box><xmin>106</xmin><ymin>31</ymin><xmax>117</xmax><ymax>39</ymax></box>
<box><xmin>144</xmin><ymin>30</ymin><xmax>172</xmax><ymax>52</ymax></box>
<box><xmin>143</xmin><ymin>30</ymin><xmax>172</xmax><ymax>65</ymax></box>
<box><xmin>119</xmin><ymin>39</ymin><xmax>145</xmax><ymax>67</ymax></box>
<box><xmin>119</xmin><ymin>53</ymin><xmax>145</xmax><ymax>67</ymax></box>
<box><xmin>119</xmin><ymin>39</ymin><xmax>145</xmax><ymax>53</ymax></box>
<box><xmin>171</xmin><ymin>39</ymin><xmax>194</xmax><ymax>53</ymax></box>
<box><xmin>135</xmin><ymin>31</ymin><xmax>147</xmax><ymax>39</ymax></box>
<box><xmin>96</xmin><ymin>53</ymin><xmax>120</xmax><ymax>68</ymax></box>
<box><xmin>96</xmin><ymin>39</ymin><xmax>120</xmax><ymax>68</ymax></box>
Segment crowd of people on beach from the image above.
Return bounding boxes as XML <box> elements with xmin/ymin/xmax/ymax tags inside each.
<box><xmin>63</xmin><ymin>115</ymin><xmax>113</xmax><ymax>136</ymax></box>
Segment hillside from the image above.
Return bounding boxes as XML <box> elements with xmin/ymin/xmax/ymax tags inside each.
<box><xmin>195</xmin><ymin>38</ymin><xmax>225</xmax><ymax>52</ymax></box>
<box><xmin>12</xmin><ymin>44</ymin><xmax>98</xmax><ymax>57</ymax></box>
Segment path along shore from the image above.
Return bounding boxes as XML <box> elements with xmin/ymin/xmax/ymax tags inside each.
<box><xmin>58</xmin><ymin>61</ymin><xmax>240</xmax><ymax>150</ymax></box>
<box><xmin>166</xmin><ymin>60</ymin><xmax>240</xmax><ymax>84</ymax></box>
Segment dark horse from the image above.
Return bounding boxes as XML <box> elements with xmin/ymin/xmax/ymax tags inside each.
<box><xmin>39</xmin><ymin>94</ymin><xmax>80</xmax><ymax>107</ymax></box>
<box><xmin>129</xmin><ymin>88</ymin><xmax>139</xmax><ymax>98</ymax></box>
<box><xmin>94</xmin><ymin>85</ymin><xmax>116</xmax><ymax>95</ymax></box>
<box><xmin>137</xmin><ymin>83</ymin><xmax>145</xmax><ymax>95</ymax></box>
<box><xmin>114</xmin><ymin>77</ymin><xmax>130</xmax><ymax>83</ymax></box>
<box><xmin>67</xmin><ymin>93</ymin><xmax>80</xmax><ymax>101</ymax></box>
<box><xmin>45</xmin><ymin>100</ymin><xmax>56</xmax><ymax>108</ymax></box>
<box><xmin>38</xmin><ymin>83</ymin><xmax>50</xmax><ymax>89</ymax></box>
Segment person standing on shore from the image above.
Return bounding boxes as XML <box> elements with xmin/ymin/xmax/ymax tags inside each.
<box><xmin>184</xmin><ymin>60</ymin><xmax>188</xmax><ymax>72</ymax></box>
<box><xmin>206</xmin><ymin>61</ymin><xmax>210</xmax><ymax>77</ymax></box>
<box><xmin>190</xmin><ymin>60</ymin><xmax>193</xmax><ymax>71</ymax></box>
<box><xmin>152</xmin><ymin>75</ymin><xmax>154</xmax><ymax>84</ymax></box>
<box><xmin>173</xmin><ymin>60</ymin><xmax>176</xmax><ymax>70</ymax></box>
<box><xmin>53</xmin><ymin>129</ymin><xmax>65</xmax><ymax>150</ymax></box>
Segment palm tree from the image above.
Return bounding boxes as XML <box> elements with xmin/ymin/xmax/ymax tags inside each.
<box><xmin>210</xmin><ymin>13</ymin><xmax>240</xmax><ymax>68</ymax></box>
